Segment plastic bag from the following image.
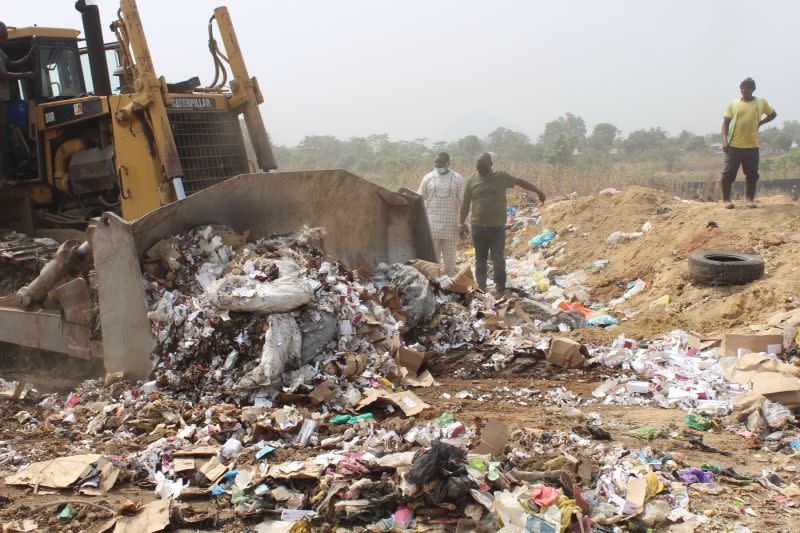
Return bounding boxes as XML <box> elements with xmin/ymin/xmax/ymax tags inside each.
<box><xmin>205</xmin><ymin>272</ymin><xmax>313</xmax><ymax>313</ymax></box>
<box><xmin>236</xmin><ymin>314</ymin><xmax>301</xmax><ymax>391</ymax></box>
<box><xmin>386</xmin><ymin>264</ymin><xmax>436</xmax><ymax>330</ymax></box>
<box><xmin>607</xmin><ymin>230</ymin><xmax>642</xmax><ymax>246</ymax></box>
<box><xmin>585</xmin><ymin>314</ymin><xmax>619</xmax><ymax>328</ymax></box>
<box><xmin>763</xmin><ymin>400</ymin><xmax>795</xmax><ymax>429</ymax></box>
<box><xmin>298</xmin><ymin>309</ymin><xmax>337</xmax><ymax>364</ymax></box>
<box><xmin>529</xmin><ymin>228</ymin><xmax>556</xmax><ymax>246</ymax></box>
<box><xmin>609</xmin><ymin>279</ymin><xmax>646</xmax><ymax>307</ymax></box>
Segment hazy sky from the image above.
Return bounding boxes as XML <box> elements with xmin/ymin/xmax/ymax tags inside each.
<box><xmin>6</xmin><ymin>1</ymin><xmax>800</xmax><ymax>145</ymax></box>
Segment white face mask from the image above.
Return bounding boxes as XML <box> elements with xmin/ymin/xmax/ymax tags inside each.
<box><xmin>435</xmin><ymin>167</ymin><xmax>449</xmax><ymax>174</ymax></box>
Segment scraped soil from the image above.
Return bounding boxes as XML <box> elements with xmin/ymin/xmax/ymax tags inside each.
<box><xmin>510</xmin><ymin>187</ymin><xmax>800</xmax><ymax>341</ymax></box>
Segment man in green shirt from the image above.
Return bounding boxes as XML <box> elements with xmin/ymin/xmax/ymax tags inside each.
<box><xmin>459</xmin><ymin>152</ymin><xmax>546</xmax><ymax>297</ymax></box>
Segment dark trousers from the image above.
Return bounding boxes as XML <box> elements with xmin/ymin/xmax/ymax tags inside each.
<box><xmin>472</xmin><ymin>225</ymin><xmax>506</xmax><ymax>290</ymax></box>
<box><xmin>721</xmin><ymin>147</ymin><xmax>759</xmax><ymax>187</ymax></box>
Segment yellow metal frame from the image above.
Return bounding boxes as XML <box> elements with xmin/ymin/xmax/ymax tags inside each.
<box><xmin>7</xmin><ymin>27</ymin><xmax>81</xmax><ymax>39</ymax></box>
<box><xmin>6</xmin><ymin>1</ymin><xmax>275</xmax><ymax>222</ymax></box>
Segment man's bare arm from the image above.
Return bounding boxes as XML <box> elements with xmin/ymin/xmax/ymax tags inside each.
<box><xmin>7</xmin><ymin>46</ymin><xmax>36</xmax><ymax>68</ymax></box>
<box><xmin>721</xmin><ymin>117</ymin><xmax>731</xmax><ymax>153</ymax></box>
<box><xmin>459</xmin><ymin>192</ymin><xmax>471</xmax><ymax>226</ymax></box>
<box><xmin>514</xmin><ymin>178</ymin><xmax>546</xmax><ymax>204</ymax></box>
<box><xmin>759</xmin><ymin>111</ymin><xmax>777</xmax><ymax>128</ymax></box>
<box><xmin>0</xmin><ymin>70</ymin><xmax>34</xmax><ymax>81</ymax></box>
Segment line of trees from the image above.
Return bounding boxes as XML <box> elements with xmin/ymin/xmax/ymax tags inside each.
<box><xmin>267</xmin><ymin>114</ymin><xmax>800</xmax><ymax>176</ymax></box>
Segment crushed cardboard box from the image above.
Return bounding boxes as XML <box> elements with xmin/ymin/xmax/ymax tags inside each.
<box><xmin>724</xmin><ymin>353</ymin><xmax>800</xmax><ymax>405</ymax></box>
<box><xmin>720</xmin><ymin>333</ymin><xmax>783</xmax><ymax>358</ymax></box>
<box><xmin>91</xmin><ymin>499</ymin><xmax>171</xmax><ymax>533</ymax></box>
<box><xmin>396</xmin><ymin>346</ymin><xmax>432</xmax><ymax>375</ymax></box>
<box><xmin>473</xmin><ymin>419</ymin><xmax>511</xmax><ymax>458</ymax></box>
<box><xmin>355</xmin><ymin>388</ymin><xmax>430</xmax><ymax>416</ymax></box>
<box><xmin>309</xmin><ymin>381</ymin><xmax>338</xmax><ymax>405</ymax></box>
<box><xmin>5</xmin><ymin>454</ymin><xmax>118</xmax><ymax>492</ymax></box>
<box><xmin>547</xmin><ymin>338</ymin><xmax>588</xmax><ymax>369</ymax></box>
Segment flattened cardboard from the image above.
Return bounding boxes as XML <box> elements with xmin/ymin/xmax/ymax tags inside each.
<box><xmin>396</xmin><ymin>346</ymin><xmax>431</xmax><ymax>375</ymax></box>
<box><xmin>623</xmin><ymin>477</ymin><xmax>647</xmax><ymax>515</ymax></box>
<box><xmin>546</xmin><ymin>338</ymin><xmax>587</xmax><ymax>369</ymax></box>
<box><xmin>766</xmin><ymin>308</ymin><xmax>800</xmax><ymax>327</ymax></box>
<box><xmin>173</xmin><ymin>458</ymin><xmax>196</xmax><ymax>473</ymax></box>
<box><xmin>720</xmin><ymin>333</ymin><xmax>784</xmax><ymax>357</ymax></box>
<box><xmin>355</xmin><ymin>388</ymin><xmax>430</xmax><ymax>416</ymax></box>
<box><xmin>473</xmin><ymin>419</ymin><xmax>511</xmax><ymax>458</ymax></box>
<box><xmin>400</xmin><ymin>368</ymin><xmax>434</xmax><ymax>388</ymax></box>
<box><xmin>79</xmin><ymin>457</ymin><xmax>120</xmax><ymax>496</ymax></box>
<box><xmin>112</xmin><ymin>499</ymin><xmax>170</xmax><ymax>533</ymax></box>
<box><xmin>724</xmin><ymin>352</ymin><xmax>800</xmax><ymax>384</ymax></box>
<box><xmin>751</xmin><ymin>373</ymin><xmax>800</xmax><ymax>405</ymax></box>
<box><xmin>198</xmin><ymin>456</ymin><xmax>227</xmax><ymax>483</ymax></box>
<box><xmin>309</xmin><ymin>381</ymin><xmax>337</xmax><ymax>405</ymax></box>
<box><xmin>5</xmin><ymin>454</ymin><xmax>100</xmax><ymax>489</ymax></box>
<box><xmin>172</xmin><ymin>446</ymin><xmax>219</xmax><ymax>457</ymax></box>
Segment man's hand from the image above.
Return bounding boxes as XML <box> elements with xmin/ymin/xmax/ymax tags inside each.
<box><xmin>537</xmin><ymin>191</ymin><xmax>546</xmax><ymax>205</ymax></box>
<box><xmin>722</xmin><ymin>142</ymin><xmax>730</xmax><ymax>154</ymax></box>
<box><xmin>459</xmin><ymin>224</ymin><xmax>469</xmax><ymax>240</ymax></box>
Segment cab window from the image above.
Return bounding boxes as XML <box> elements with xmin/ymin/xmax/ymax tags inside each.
<box><xmin>39</xmin><ymin>46</ymin><xmax>82</xmax><ymax>98</ymax></box>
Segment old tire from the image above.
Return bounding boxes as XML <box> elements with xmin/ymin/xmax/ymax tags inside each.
<box><xmin>687</xmin><ymin>250</ymin><xmax>764</xmax><ymax>285</ymax></box>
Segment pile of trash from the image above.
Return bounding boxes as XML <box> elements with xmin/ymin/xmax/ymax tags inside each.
<box><xmin>590</xmin><ymin>323</ymin><xmax>800</xmax><ymax>423</ymax></box>
<box><xmin>491</xmin><ymin>204</ymin><xmax>626</xmax><ymax>332</ymax></box>
<box><xmin>143</xmin><ymin>225</ymin><xmax>449</xmax><ymax>404</ymax></box>
<box><xmin>142</xmin><ymin>224</ymin><xmax>593</xmax><ymax>403</ymax></box>
<box><xmin>4</xmin><ymin>373</ymin><xmax>778</xmax><ymax>533</ymax></box>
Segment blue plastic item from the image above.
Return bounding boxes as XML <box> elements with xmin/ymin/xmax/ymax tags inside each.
<box><xmin>256</xmin><ymin>445</ymin><xmax>276</xmax><ymax>459</ymax></box>
<box><xmin>7</xmin><ymin>100</ymin><xmax>28</xmax><ymax>126</ymax></box>
<box><xmin>585</xmin><ymin>314</ymin><xmax>619</xmax><ymax>328</ymax></box>
<box><xmin>221</xmin><ymin>469</ymin><xmax>238</xmax><ymax>485</ymax></box>
<box><xmin>528</xmin><ymin>228</ymin><xmax>556</xmax><ymax>246</ymax></box>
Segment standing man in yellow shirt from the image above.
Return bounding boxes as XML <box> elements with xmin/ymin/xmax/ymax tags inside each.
<box><xmin>720</xmin><ymin>77</ymin><xmax>777</xmax><ymax>209</ymax></box>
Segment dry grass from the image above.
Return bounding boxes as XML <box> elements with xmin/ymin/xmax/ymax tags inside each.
<box><xmin>363</xmin><ymin>153</ymin><xmax>726</xmax><ymax>198</ymax></box>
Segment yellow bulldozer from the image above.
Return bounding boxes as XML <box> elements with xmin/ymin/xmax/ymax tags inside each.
<box><xmin>0</xmin><ymin>1</ymin><xmax>434</xmax><ymax>380</ymax></box>
<box><xmin>1</xmin><ymin>0</ymin><xmax>275</xmax><ymax>227</ymax></box>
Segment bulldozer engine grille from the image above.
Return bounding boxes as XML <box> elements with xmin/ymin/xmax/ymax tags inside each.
<box><xmin>167</xmin><ymin>109</ymin><xmax>249</xmax><ymax>194</ymax></box>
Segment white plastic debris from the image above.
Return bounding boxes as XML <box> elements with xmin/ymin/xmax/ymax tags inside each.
<box><xmin>237</xmin><ymin>314</ymin><xmax>302</xmax><ymax>391</ymax></box>
<box><xmin>206</xmin><ymin>272</ymin><xmax>313</xmax><ymax>313</ymax></box>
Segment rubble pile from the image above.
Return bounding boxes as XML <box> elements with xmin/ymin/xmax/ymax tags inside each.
<box><xmin>143</xmin><ymin>225</ymin><xmax>423</xmax><ymax>404</ymax></box>
<box><xmin>3</xmin><ymin>188</ymin><xmax>800</xmax><ymax>531</ymax></box>
<box><xmin>142</xmin><ymin>225</ymin><xmax>569</xmax><ymax>404</ymax></box>
<box><xmin>2</xmin><ymin>373</ymin><xmax>783</xmax><ymax>533</ymax></box>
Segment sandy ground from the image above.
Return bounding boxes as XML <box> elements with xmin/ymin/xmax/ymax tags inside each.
<box><xmin>509</xmin><ymin>187</ymin><xmax>800</xmax><ymax>341</ymax></box>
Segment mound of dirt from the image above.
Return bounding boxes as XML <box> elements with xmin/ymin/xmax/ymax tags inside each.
<box><xmin>512</xmin><ymin>186</ymin><xmax>800</xmax><ymax>339</ymax></box>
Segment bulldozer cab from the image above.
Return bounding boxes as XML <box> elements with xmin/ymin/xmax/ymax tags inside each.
<box><xmin>1</xmin><ymin>28</ymin><xmax>88</xmax><ymax>187</ymax></box>
<box><xmin>2</xmin><ymin>28</ymin><xmax>86</xmax><ymax>102</ymax></box>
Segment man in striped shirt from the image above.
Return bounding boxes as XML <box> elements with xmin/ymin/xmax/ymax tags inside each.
<box><xmin>417</xmin><ymin>152</ymin><xmax>464</xmax><ymax>276</ymax></box>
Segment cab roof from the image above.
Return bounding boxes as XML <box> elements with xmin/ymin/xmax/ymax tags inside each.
<box><xmin>7</xmin><ymin>27</ymin><xmax>81</xmax><ymax>40</ymax></box>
